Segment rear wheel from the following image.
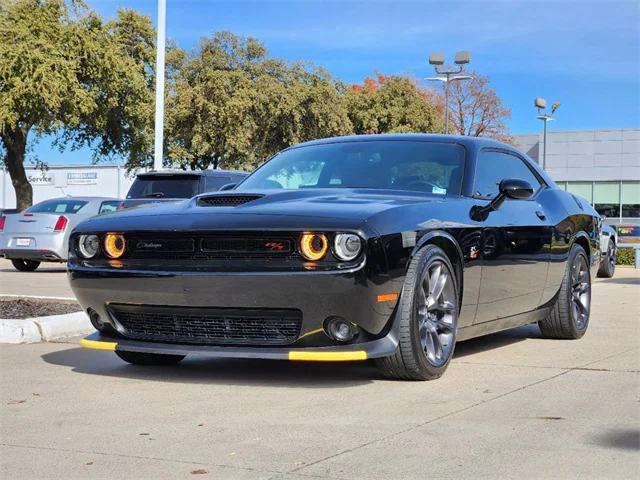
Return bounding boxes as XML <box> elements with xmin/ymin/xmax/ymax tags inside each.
<box><xmin>375</xmin><ymin>244</ymin><xmax>459</xmax><ymax>381</ymax></box>
<box><xmin>539</xmin><ymin>244</ymin><xmax>591</xmax><ymax>339</ymax></box>
<box><xmin>597</xmin><ymin>240</ymin><xmax>615</xmax><ymax>278</ymax></box>
<box><xmin>116</xmin><ymin>350</ymin><xmax>185</xmax><ymax>366</ymax></box>
<box><xmin>11</xmin><ymin>259</ymin><xmax>40</xmax><ymax>271</ymax></box>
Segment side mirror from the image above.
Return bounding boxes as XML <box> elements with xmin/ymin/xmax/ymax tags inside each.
<box><xmin>470</xmin><ymin>179</ymin><xmax>534</xmax><ymax>221</ymax></box>
<box><xmin>500</xmin><ymin>179</ymin><xmax>534</xmax><ymax>200</ymax></box>
<box><xmin>219</xmin><ymin>183</ymin><xmax>237</xmax><ymax>191</ymax></box>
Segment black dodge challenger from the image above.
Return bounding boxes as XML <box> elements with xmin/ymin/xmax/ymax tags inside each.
<box><xmin>71</xmin><ymin>134</ymin><xmax>600</xmax><ymax>380</ymax></box>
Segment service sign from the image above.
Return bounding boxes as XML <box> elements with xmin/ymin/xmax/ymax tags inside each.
<box><xmin>67</xmin><ymin>172</ymin><xmax>98</xmax><ymax>185</ymax></box>
<box><xmin>28</xmin><ymin>174</ymin><xmax>53</xmax><ymax>186</ymax></box>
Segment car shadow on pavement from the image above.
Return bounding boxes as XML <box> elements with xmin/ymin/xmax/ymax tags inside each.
<box><xmin>40</xmin><ymin>347</ymin><xmax>379</xmax><ymax>388</ymax></box>
<box><xmin>40</xmin><ymin>324</ymin><xmax>542</xmax><ymax>386</ymax></box>
<box><xmin>453</xmin><ymin>323</ymin><xmax>542</xmax><ymax>358</ymax></box>
<box><xmin>592</xmin><ymin>428</ymin><xmax>640</xmax><ymax>451</ymax></box>
<box><xmin>595</xmin><ymin>276</ymin><xmax>640</xmax><ymax>286</ymax></box>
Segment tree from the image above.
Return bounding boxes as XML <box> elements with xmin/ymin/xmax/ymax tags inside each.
<box><xmin>446</xmin><ymin>72</ymin><xmax>512</xmax><ymax>142</ymax></box>
<box><xmin>163</xmin><ymin>32</ymin><xmax>352</xmax><ymax>172</ymax></box>
<box><xmin>345</xmin><ymin>73</ymin><xmax>442</xmax><ymax>135</ymax></box>
<box><xmin>0</xmin><ymin>0</ymin><xmax>155</xmax><ymax>209</ymax></box>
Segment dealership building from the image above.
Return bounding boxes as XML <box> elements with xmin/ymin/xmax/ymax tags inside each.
<box><xmin>1</xmin><ymin>164</ymin><xmax>136</xmax><ymax>209</ymax></box>
<box><xmin>1</xmin><ymin>128</ymin><xmax>639</xmax><ymax>224</ymax></box>
<box><xmin>514</xmin><ymin>128</ymin><xmax>639</xmax><ymax>224</ymax></box>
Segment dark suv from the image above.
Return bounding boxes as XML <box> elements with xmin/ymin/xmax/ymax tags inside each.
<box><xmin>120</xmin><ymin>169</ymin><xmax>248</xmax><ymax>209</ymax></box>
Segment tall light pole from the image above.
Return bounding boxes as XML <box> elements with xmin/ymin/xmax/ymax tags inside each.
<box><xmin>153</xmin><ymin>0</ymin><xmax>167</xmax><ymax>171</ymax></box>
<box><xmin>534</xmin><ymin>97</ymin><xmax>560</xmax><ymax>170</ymax></box>
<box><xmin>427</xmin><ymin>51</ymin><xmax>472</xmax><ymax>134</ymax></box>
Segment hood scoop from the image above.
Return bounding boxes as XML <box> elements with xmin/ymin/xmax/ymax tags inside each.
<box><xmin>197</xmin><ymin>194</ymin><xmax>264</xmax><ymax>207</ymax></box>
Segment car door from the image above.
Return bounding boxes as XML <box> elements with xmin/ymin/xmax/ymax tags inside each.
<box><xmin>472</xmin><ymin>149</ymin><xmax>552</xmax><ymax>324</ymax></box>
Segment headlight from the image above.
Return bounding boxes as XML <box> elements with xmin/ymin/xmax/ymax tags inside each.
<box><xmin>104</xmin><ymin>233</ymin><xmax>126</xmax><ymax>259</ymax></box>
<box><xmin>78</xmin><ymin>234</ymin><xmax>100</xmax><ymax>259</ymax></box>
<box><xmin>333</xmin><ymin>233</ymin><xmax>362</xmax><ymax>261</ymax></box>
<box><xmin>299</xmin><ymin>233</ymin><xmax>329</xmax><ymax>261</ymax></box>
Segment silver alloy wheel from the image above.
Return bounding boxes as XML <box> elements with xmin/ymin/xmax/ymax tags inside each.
<box><xmin>571</xmin><ymin>254</ymin><xmax>591</xmax><ymax>330</ymax></box>
<box><xmin>416</xmin><ymin>260</ymin><xmax>457</xmax><ymax>367</ymax></box>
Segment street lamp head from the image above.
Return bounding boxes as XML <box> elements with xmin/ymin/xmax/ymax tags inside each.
<box><xmin>534</xmin><ymin>97</ymin><xmax>547</xmax><ymax>109</ymax></box>
<box><xmin>454</xmin><ymin>51</ymin><xmax>471</xmax><ymax>65</ymax></box>
<box><xmin>428</xmin><ymin>53</ymin><xmax>445</xmax><ymax>65</ymax></box>
<box><xmin>551</xmin><ymin>102</ymin><xmax>561</xmax><ymax>114</ymax></box>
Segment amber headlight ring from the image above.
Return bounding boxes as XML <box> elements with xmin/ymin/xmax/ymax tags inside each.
<box><xmin>104</xmin><ymin>233</ymin><xmax>126</xmax><ymax>259</ymax></box>
<box><xmin>299</xmin><ymin>232</ymin><xmax>329</xmax><ymax>261</ymax></box>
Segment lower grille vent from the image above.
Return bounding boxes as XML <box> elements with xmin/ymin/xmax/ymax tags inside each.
<box><xmin>110</xmin><ymin>305</ymin><xmax>302</xmax><ymax>346</ymax></box>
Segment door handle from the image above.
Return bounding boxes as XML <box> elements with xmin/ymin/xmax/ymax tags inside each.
<box><xmin>535</xmin><ymin>210</ymin><xmax>546</xmax><ymax>220</ymax></box>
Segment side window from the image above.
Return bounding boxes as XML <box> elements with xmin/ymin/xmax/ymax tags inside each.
<box><xmin>98</xmin><ymin>201</ymin><xmax>119</xmax><ymax>214</ymax></box>
<box><xmin>474</xmin><ymin>150</ymin><xmax>542</xmax><ymax>199</ymax></box>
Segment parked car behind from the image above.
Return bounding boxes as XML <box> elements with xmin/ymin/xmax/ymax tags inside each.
<box><xmin>119</xmin><ymin>169</ymin><xmax>248</xmax><ymax>209</ymax></box>
<box><xmin>597</xmin><ymin>223</ymin><xmax>617</xmax><ymax>278</ymax></box>
<box><xmin>0</xmin><ymin>197</ymin><xmax>120</xmax><ymax>271</ymax></box>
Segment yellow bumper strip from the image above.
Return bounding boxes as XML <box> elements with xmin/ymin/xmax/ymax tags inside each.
<box><xmin>80</xmin><ymin>338</ymin><xmax>117</xmax><ymax>351</ymax></box>
<box><xmin>288</xmin><ymin>350</ymin><xmax>367</xmax><ymax>362</ymax></box>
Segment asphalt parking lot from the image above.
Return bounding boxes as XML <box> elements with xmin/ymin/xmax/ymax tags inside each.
<box><xmin>1</xmin><ymin>269</ymin><xmax>639</xmax><ymax>479</ymax></box>
<box><xmin>0</xmin><ymin>258</ymin><xmax>73</xmax><ymax>299</ymax></box>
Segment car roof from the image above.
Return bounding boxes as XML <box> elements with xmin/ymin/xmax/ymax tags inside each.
<box><xmin>139</xmin><ymin>169</ymin><xmax>248</xmax><ymax>177</ymax></box>
<box><xmin>288</xmin><ymin>133</ymin><xmax>510</xmax><ymax>151</ymax></box>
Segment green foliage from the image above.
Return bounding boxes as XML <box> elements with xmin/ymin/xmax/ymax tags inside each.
<box><xmin>616</xmin><ymin>248</ymin><xmax>636</xmax><ymax>266</ymax></box>
<box><xmin>0</xmin><ymin>4</ymin><xmax>447</xmax><ymax>204</ymax></box>
<box><xmin>163</xmin><ymin>32</ymin><xmax>352</xmax><ymax>172</ymax></box>
<box><xmin>0</xmin><ymin>0</ymin><xmax>154</xmax><ymax>207</ymax></box>
<box><xmin>345</xmin><ymin>74</ymin><xmax>442</xmax><ymax>135</ymax></box>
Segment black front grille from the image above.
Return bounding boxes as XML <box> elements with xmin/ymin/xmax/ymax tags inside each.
<box><xmin>201</xmin><ymin>237</ymin><xmax>293</xmax><ymax>255</ymax></box>
<box><xmin>197</xmin><ymin>194</ymin><xmax>263</xmax><ymax>207</ymax></box>
<box><xmin>110</xmin><ymin>305</ymin><xmax>302</xmax><ymax>346</ymax></box>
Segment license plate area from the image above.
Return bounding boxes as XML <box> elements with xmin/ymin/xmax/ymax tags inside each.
<box><xmin>15</xmin><ymin>238</ymin><xmax>32</xmax><ymax>247</ymax></box>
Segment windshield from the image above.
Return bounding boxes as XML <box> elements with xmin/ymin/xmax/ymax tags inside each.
<box><xmin>127</xmin><ymin>175</ymin><xmax>199</xmax><ymax>199</ymax></box>
<box><xmin>236</xmin><ymin>140</ymin><xmax>465</xmax><ymax>195</ymax></box>
<box><xmin>24</xmin><ymin>199</ymin><xmax>88</xmax><ymax>214</ymax></box>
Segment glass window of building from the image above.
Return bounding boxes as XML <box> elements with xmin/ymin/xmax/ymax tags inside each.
<box><xmin>593</xmin><ymin>182</ymin><xmax>621</xmax><ymax>218</ymax></box>
<box><xmin>566</xmin><ymin>182</ymin><xmax>593</xmax><ymax>203</ymax></box>
<box><xmin>622</xmin><ymin>181</ymin><xmax>640</xmax><ymax>218</ymax></box>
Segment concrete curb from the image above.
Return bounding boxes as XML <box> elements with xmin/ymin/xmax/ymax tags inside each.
<box><xmin>0</xmin><ymin>311</ymin><xmax>92</xmax><ymax>344</ymax></box>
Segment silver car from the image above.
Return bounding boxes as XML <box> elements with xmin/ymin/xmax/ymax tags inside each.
<box><xmin>0</xmin><ymin>197</ymin><xmax>120</xmax><ymax>271</ymax></box>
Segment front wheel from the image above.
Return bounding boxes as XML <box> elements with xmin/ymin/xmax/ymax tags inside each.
<box><xmin>116</xmin><ymin>350</ymin><xmax>185</xmax><ymax>366</ymax></box>
<box><xmin>375</xmin><ymin>244</ymin><xmax>459</xmax><ymax>381</ymax></box>
<box><xmin>539</xmin><ymin>244</ymin><xmax>591</xmax><ymax>339</ymax></box>
<box><xmin>11</xmin><ymin>259</ymin><xmax>40</xmax><ymax>271</ymax></box>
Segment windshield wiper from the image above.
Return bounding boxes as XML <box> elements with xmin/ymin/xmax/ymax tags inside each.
<box><xmin>142</xmin><ymin>192</ymin><xmax>165</xmax><ymax>198</ymax></box>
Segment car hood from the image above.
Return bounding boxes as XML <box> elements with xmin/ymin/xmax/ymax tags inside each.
<box><xmin>74</xmin><ymin>189</ymin><xmax>445</xmax><ymax>233</ymax></box>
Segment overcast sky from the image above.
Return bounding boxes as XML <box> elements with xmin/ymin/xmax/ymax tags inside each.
<box><xmin>35</xmin><ymin>0</ymin><xmax>640</xmax><ymax>164</ymax></box>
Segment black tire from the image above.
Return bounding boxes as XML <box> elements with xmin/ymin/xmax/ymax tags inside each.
<box><xmin>539</xmin><ymin>244</ymin><xmax>591</xmax><ymax>339</ymax></box>
<box><xmin>597</xmin><ymin>240</ymin><xmax>615</xmax><ymax>278</ymax></box>
<box><xmin>375</xmin><ymin>244</ymin><xmax>459</xmax><ymax>381</ymax></box>
<box><xmin>11</xmin><ymin>259</ymin><xmax>40</xmax><ymax>271</ymax></box>
<box><xmin>115</xmin><ymin>350</ymin><xmax>185</xmax><ymax>366</ymax></box>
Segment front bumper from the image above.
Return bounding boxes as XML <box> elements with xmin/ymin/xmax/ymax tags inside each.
<box><xmin>80</xmin><ymin>329</ymin><xmax>398</xmax><ymax>361</ymax></box>
<box><xmin>68</xmin><ymin>264</ymin><xmax>402</xmax><ymax>350</ymax></box>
